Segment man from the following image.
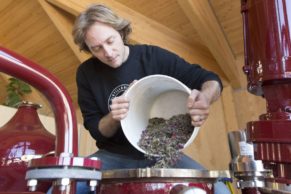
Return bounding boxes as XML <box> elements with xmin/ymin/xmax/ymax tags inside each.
<box><xmin>73</xmin><ymin>4</ymin><xmax>230</xmax><ymax>194</ymax></box>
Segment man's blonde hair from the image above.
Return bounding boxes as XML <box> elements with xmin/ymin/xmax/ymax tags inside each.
<box><xmin>72</xmin><ymin>4</ymin><xmax>132</xmax><ymax>53</ymax></box>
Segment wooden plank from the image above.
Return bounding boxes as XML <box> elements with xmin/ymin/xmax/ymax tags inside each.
<box><xmin>177</xmin><ymin>0</ymin><xmax>241</xmax><ymax>88</ymax></box>
<box><xmin>116</xmin><ymin>0</ymin><xmax>204</xmax><ymax>47</ymax></box>
<box><xmin>46</xmin><ymin>0</ymin><xmax>227</xmax><ymax>82</ymax></box>
<box><xmin>209</xmin><ymin>0</ymin><xmax>244</xmax><ymax>56</ymax></box>
<box><xmin>38</xmin><ymin>0</ymin><xmax>90</xmax><ymax>62</ymax></box>
<box><xmin>221</xmin><ymin>85</ymin><xmax>239</xmax><ymax>131</ymax></box>
<box><xmin>0</xmin><ymin>0</ymin><xmax>13</xmax><ymax>13</ymax></box>
<box><xmin>0</xmin><ymin>73</ymin><xmax>8</xmax><ymax>103</ymax></box>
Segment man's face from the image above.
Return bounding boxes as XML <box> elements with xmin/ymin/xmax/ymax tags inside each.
<box><xmin>85</xmin><ymin>22</ymin><xmax>127</xmax><ymax>68</ymax></box>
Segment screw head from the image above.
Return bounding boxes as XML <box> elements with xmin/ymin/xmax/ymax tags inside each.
<box><xmin>57</xmin><ymin>178</ymin><xmax>70</xmax><ymax>186</ymax></box>
<box><xmin>27</xmin><ymin>179</ymin><xmax>38</xmax><ymax>191</ymax></box>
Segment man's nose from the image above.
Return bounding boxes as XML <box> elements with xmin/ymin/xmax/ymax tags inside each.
<box><xmin>103</xmin><ymin>45</ymin><xmax>112</xmax><ymax>57</ymax></box>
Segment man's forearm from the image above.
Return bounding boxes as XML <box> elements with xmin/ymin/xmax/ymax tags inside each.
<box><xmin>98</xmin><ymin>113</ymin><xmax>121</xmax><ymax>137</ymax></box>
<box><xmin>200</xmin><ymin>80</ymin><xmax>221</xmax><ymax>104</ymax></box>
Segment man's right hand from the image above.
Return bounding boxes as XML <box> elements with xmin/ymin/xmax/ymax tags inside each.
<box><xmin>110</xmin><ymin>96</ymin><xmax>130</xmax><ymax>121</ymax></box>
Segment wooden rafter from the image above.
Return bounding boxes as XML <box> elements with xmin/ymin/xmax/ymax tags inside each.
<box><xmin>38</xmin><ymin>0</ymin><xmax>90</xmax><ymax>62</ymax></box>
<box><xmin>177</xmin><ymin>0</ymin><xmax>241</xmax><ymax>88</ymax></box>
<box><xmin>45</xmin><ymin>0</ymin><xmax>227</xmax><ymax>82</ymax></box>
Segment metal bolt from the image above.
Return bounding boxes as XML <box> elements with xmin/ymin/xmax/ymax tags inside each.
<box><xmin>59</xmin><ymin>178</ymin><xmax>70</xmax><ymax>186</ymax></box>
<box><xmin>90</xmin><ymin>157</ymin><xmax>99</xmax><ymax>160</ymax></box>
<box><xmin>89</xmin><ymin>180</ymin><xmax>98</xmax><ymax>191</ymax></box>
<box><xmin>27</xmin><ymin>179</ymin><xmax>38</xmax><ymax>191</ymax></box>
<box><xmin>59</xmin><ymin>152</ymin><xmax>73</xmax><ymax>157</ymax></box>
<box><xmin>56</xmin><ymin>178</ymin><xmax>70</xmax><ymax>191</ymax></box>
<box><xmin>237</xmin><ymin>180</ymin><xmax>242</xmax><ymax>189</ymax></box>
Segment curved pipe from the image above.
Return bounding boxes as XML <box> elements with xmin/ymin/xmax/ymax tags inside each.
<box><xmin>0</xmin><ymin>46</ymin><xmax>78</xmax><ymax>156</ymax></box>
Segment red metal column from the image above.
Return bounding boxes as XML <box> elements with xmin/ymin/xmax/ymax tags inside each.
<box><xmin>241</xmin><ymin>0</ymin><xmax>291</xmax><ymax>193</ymax></box>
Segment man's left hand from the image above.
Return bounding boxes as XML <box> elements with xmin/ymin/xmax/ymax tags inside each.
<box><xmin>187</xmin><ymin>89</ymin><xmax>211</xmax><ymax>127</ymax></box>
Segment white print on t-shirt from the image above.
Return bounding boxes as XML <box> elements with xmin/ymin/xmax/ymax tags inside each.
<box><xmin>107</xmin><ymin>84</ymin><xmax>129</xmax><ymax>111</ymax></box>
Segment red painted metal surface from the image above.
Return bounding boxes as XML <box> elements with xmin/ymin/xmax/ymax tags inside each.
<box><xmin>0</xmin><ymin>193</ymin><xmax>44</xmax><ymax>194</ymax></box>
<box><xmin>99</xmin><ymin>182</ymin><xmax>213</xmax><ymax>194</ymax></box>
<box><xmin>29</xmin><ymin>156</ymin><xmax>101</xmax><ymax>169</ymax></box>
<box><xmin>241</xmin><ymin>0</ymin><xmax>291</xmax><ymax>190</ymax></box>
<box><xmin>99</xmin><ymin>168</ymin><xmax>229</xmax><ymax>194</ymax></box>
<box><xmin>241</xmin><ymin>188</ymin><xmax>262</xmax><ymax>194</ymax></box>
<box><xmin>0</xmin><ymin>103</ymin><xmax>55</xmax><ymax>192</ymax></box>
<box><xmin>0</xmin><ymin>46</ymin><xmax>78</xmax><ymax>156</ymax></box>
<box><xmin>242</xmin><ymin>0</ymin><xmax>291</xmax><ymax>95</ymax></box>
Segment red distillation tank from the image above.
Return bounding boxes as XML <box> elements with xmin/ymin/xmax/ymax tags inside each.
<box><xmin>0</xmin><ymin>46</ymin><xmax>101</xmax><ymax>194</ymax></box>
<box><xmin>241</xmin><ymin>0</ymin><xmax>291</xmax><ymax>193</ymax></box>
<box><xmin>0</xmin><ymin>101</ymin><xmax>55</xmax><ymax>192</ymax></box>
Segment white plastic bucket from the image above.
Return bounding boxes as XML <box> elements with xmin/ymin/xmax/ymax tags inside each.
<box><xmin>121</xmin><ymin>74</ymin><xmax>200</xmax><ymax>155</ymax></box>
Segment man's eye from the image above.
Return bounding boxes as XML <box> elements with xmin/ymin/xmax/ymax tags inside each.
<box><xmin>92</xmin><ymin>47</ymin><xmax>101</xmax><ymax>52</ymax></box>
<box><xmin>108</xmin><ymin>37</ymin><xmax>114</xmax><ymax>44</ymax></box>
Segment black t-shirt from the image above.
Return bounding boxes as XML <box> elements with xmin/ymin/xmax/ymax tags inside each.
<box><xmin>76</xmin><ymin>44</ymin><xmax>222</xmax><ymax>159</ymax></box>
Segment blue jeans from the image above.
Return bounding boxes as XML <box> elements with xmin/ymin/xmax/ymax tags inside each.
<box><xmin>48</xmin><ymin>150</ymin><xmax>230</xmax><ymax>194</ymax></box>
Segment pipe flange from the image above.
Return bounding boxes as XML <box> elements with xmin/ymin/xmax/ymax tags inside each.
<box><xmin>237</xmin><ymin>179</ymin><xmax>265</xmax><ymax>189</ymax></box>
<box><xmin>25</xmin><ymin>167</ymin><xmax>101</xmax><ymax>180</ymax></box>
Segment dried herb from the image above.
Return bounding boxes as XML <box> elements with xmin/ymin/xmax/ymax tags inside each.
<box><xmin>138</xmin><ymin>114</ymin><xmax>193</xmax><ymax>168</ymax></box>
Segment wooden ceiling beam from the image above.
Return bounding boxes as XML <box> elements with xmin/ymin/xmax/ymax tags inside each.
<box><xmin>46</xmin><ymin>0</ymin><xmax>228</xmax><ymax>83</ymax></box>
<box><xmin>177</xmin><ymin>0</ymin><xmax>241</xmax><ymax>88</ymax></box>
<box><xmin>38</xmin><ymin>0</ymin><xmax>90</xmax><ymax>62</ymax></box>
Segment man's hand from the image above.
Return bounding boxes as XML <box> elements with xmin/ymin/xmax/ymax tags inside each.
<box><xmin>187</xmin><ymin>89</ymin><xmax>211</xmax><ymax>127</ymax></box>
<box><xmin>187</xmin><ymin>80</ymin><xmax>221</xmax><ymax>127</ymax></box>
<box><xmin>110</xmin><ymin>96</ymin><xmax>130</xmax><ymax>121</ymax></box>
<box><xmin>99</xmin><ymin>80</ymin><xmax>137</xmax><ymax>137</ymax></box>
